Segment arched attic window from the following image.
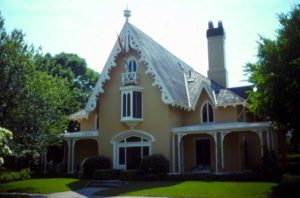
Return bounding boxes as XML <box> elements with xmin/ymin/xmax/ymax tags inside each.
<box><xmin>126</xmin><ymin>57</ymin><xmax>137</xmax><ymax>72</ymax></box>
<box><xmin>201</xmin><ymin>101</ymin><xmax>214</xmax><ymax>123</ymax></box>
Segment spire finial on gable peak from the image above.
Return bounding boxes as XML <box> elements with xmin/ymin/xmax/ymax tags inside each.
<box><xmin>124</xmin><ymin>7</ymin><xmax>131</xmax><ymax>23</ymax></box>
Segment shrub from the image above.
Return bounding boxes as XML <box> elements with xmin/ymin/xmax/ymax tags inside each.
<box><xmin>139</xmin><ymin>154</ymin><xmax>169</xmax><ymax>177</ymax></box>
<box><xmin>287</xmin><ymin>154</ymin><xmax>300</xmax><ymax>163</ymax></box>
<box><xmin>93</xmin><ymin>169</ymin><xmax>119</xmax><ymax>180</ymax></box>
<box><xmin>81</xmin><ymin>156</ymin><xmax>111</xmax><ymax>178</ymax></box>
<box><xmin>119</xmin><ymin>170</ymin><xmax>140</xmax><ymax>181</ymax></box>
<box><xmin>282</xmin><ymin>173</ymin><xmax>300</xmax><ymax>183</ymax></box>
<box><xmin>0</xmin><ymin>168</ymin><xmax>31</xmax><ymax>183</ymax></box>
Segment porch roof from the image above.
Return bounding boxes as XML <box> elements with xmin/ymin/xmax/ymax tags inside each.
<box><xmin>62</xmin><ymin>130</ymin><xmax>98</xmax><ymax>139</ymax></box>
<box><xmin>172</xmin><ymin>121</ymin><xmax>271</xmax><ymax>134</ymax></box>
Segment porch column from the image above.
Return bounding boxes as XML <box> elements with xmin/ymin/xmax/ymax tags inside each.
<box><xmin>67</xmin><ymin>139</ymin><xmax>71</xmax><ymax>174</ymax></box>
<box><xmin>71</xmin><ymin>139</ymin><xmax>77</xmax><ymax>174</ymax></box>
<box><xmin>177</xmin><ymin>134</ymin><xmax>185</xmax><ymax>174</ymax></box>
<box><xmin>43</xmin><ymin>152</ymin><xmax>47</xmax><ymax>174</ymax></box>
<box><xmin>266</xmin><ymin>129</ymin><xmax>271</xmax><ymax>151</ymax></box>
<box><xmin>177</xmin><ymin>134</ymin><xmax>181</xmax><ymax>174</ymax></box>
<box><xmin>213</xmin><ymin>132</ymin><xmax>218</xmax><ymax>174</ymax></box>
<box><xmin>270</xmin><ymin>129</ymin><xmax>274</xmax><ymax>151</ymax></box>
<box><xmin>172</xmin><ymin>134</ymin><xmax>175</xmax><ymax>173</ymax></box>
<box><xmin>220</xmin><ymin>132</ymin><xmax>226</xmax><ymax>171</ymax></box>
<box><xmin>258</xmin><ymin>130</ymin><xmax>264</xmax><ymax>157</ymax></box>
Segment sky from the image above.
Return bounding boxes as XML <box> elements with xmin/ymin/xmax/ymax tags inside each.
<box><xmin>0</xmin><ymin>0</ymin><xmax>297</xmax><ymax>87</ymax></box>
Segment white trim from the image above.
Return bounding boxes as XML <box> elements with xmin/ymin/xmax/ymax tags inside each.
<box><xmin>221</xmin><ymin>132</ymin><xmax>226</xmax><ymax>170</ymax></box>
<box><xmin>119</xmin><ymin>86</ymin><xmax>144</xmax><ymax>91</ymax></box>
<box><xmin>67</xmin><ymin>140</ymin><xmax>71</xmax><ymax>174</ymax></box>
<box><xmin>111</xmin><ymin>130</ymin><xmax>155</xmax><ymax>143</ymax></box>
<box><xmin>128</xmin><ymin>28</ymin><xmax>175</xmax><ymax>105</ymax></box>
<box><xmin>85</xmin><ymin>23</ymin><xmax>178</xmax><ymax>112</ymax></box>
<box><xmin>172</xmin><ymin>134</ymin><xmax>175</xmax><ymax>173</ymax></box>
<box><xmin>177</xmin><ymin>135</ymin><xmax>181</xmax><ymax>173</ymax></box>
<box><xmin>63</xmin><ymin>131</ymin><xmax>98</xmax><ymax>139</ymax></box>
<box><xmin>120</xmin><ymin>89</ymin><xmax>144</xmax><ymax>121</ymax></box>
<box><xmin>191</xmin><ymin>84</ymin><xmax>216</xmax><ymax>110</ymax></box>
<box><xmin>69</xmin><ymin>109</ymin><xmax>89</xmax><ymax>121</ymax></box>
<box><xmin>110</xmin><ymin>130</ymin><xmax>154</xmax><ymax>169</ymax></box>
<box><xmin>172</xmin><ymin>122</ymin><xmax>272</xmax><ymax>134</ymax></box>
<box><xmin>213</xmin><ymin>132</ymin><xmax>218</xmax><ymax>174</ymax></box>
<box><xmin>184</xmin><ymin>73</ymin><xmax>191</xmax><ymax>107</ymax></box>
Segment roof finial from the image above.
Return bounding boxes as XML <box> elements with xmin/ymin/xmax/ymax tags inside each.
<box><xmin>124</xmin><ymin>6</ymin><xmax>131</xmax><ymax>23</ymax></box>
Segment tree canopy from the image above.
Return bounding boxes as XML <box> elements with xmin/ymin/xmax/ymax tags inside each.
<box><xmin>0</xmin><ymin>13</ymin><xmax>99</xmax><ymax>169</ymax></box>
<box><xmin>245</xmin><ymin>4</ymin><xmax>300</xmax><ymax>149</ymax></box>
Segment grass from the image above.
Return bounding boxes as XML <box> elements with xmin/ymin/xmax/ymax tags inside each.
<box><xmin>0</xmin><ymin>178</ymin><xmax>86</xmax><ymax>194</ymax></box>
<box><xmin>95</xmin><ymin>181</ymin><xmax>277</xmax><ymax>198</ymax></box>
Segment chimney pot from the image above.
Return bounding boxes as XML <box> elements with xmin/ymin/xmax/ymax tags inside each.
<box><xmin>218</xmin><ymin>21</ymin><xmax>223</xmax><ymax>28</ymax></box>
<box><xmin>208</xmin><ymin>21</ymin><xmax>213</xmax><ymax>29</ymax></box>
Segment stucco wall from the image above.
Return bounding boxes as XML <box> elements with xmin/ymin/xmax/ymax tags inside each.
<box><xmin>80</xmin><ymin>112</ymin><xmax>97</xmax><ymax>131</ymax></box>
<box><xmin>98</xmin><ymin>51</ymin><xmax>172</xmax><ymax>163</ymax></box>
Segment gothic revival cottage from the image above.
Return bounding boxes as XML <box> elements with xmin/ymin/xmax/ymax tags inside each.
<box><xmin>62</xmin><ymin>9</ymin><xmax>277</xmax><ymax>175</ymax></box>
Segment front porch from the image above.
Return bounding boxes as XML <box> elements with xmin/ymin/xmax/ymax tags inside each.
<box><xmin>63</xmin><ymin>130</ymin><xmax>99</xmax><ymax>174</ymax></box>
<box><xmin>172</xmin><ymin>122</ymin><xmax>275</xmax><ymax>174</ymax></box>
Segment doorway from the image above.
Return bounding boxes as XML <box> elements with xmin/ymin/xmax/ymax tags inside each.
<box><xmin>194</xmin><ymin>139</ymin><xmax>211</xmax><ymax>171</ymax></box>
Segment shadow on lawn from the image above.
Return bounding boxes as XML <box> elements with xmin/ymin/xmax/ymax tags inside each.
<box><xmin>270</xmin><ymin>182</ymin><xmax>300</xmax><ymax>198</ymax></box>
<box><xmin>66</xmin><ymin>179</ymin><xmax>88</xmax><ymax>191</ymax></box>
<box><xmin>94</xmin><ymin>181</ymin><xmax>182</xmax><ymax>197</ymax></box>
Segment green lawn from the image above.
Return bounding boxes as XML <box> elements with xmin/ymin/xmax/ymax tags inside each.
<box><xmin>95</xmin><ymin>181</ymin><xmax>277</xmax><ymax>198</ymax></box>
<box><xmin>0</xmin><ymin>178</ymin><xmax>86</xmax><ymax>194</ymax></box>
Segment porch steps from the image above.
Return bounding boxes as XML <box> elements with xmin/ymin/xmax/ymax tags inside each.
<box><xmin>86</xmin><ymin>180</ymin><xmax>128</xmax><ymax>188</ymax></box>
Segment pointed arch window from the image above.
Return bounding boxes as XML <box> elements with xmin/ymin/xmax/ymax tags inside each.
<box><xmin>122</xmin><ymin>57</ymin><xmax>138</xmax><ymax>85</ymax></box>
<box><xmin>125</xmin><ymin>57</ymin><xmax>138</xmax><ymax>73</ymax></box>
<box><xmin>128</xmin><ymin>59</ymin><xmax>137</xmax><ymax>72</ymax></box>
<box><xmin>201</xmin><ymin>101</ymin><xmax>214</xmax><ymax>123</ymax></box>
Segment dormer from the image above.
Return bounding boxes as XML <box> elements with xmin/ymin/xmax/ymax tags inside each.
<box><xmin>121</xmin><ymin>56</ymin><xmax>139</xmax><ymax>86</ymax></box>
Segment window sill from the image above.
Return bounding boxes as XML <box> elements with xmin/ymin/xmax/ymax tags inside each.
<box><xmin>120</xmin><ymin>118</ymin><xmax>143</xmax><ymax>128</ymax></box>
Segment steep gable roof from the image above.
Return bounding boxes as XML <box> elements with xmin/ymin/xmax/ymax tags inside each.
<box><xmin>84</xmin><ymin>21</ymin><xmax>246</xmax><ymax>113</ymax></box>
<box><xmin>129</xmin><ymin>24</ymin><xmax>192</xmax><ymax>108</ymax></box>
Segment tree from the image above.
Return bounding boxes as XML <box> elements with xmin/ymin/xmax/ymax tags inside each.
<box><xmin>35</xmin><ymin>52</ymin><xmax>99</xmax><ymax>110</ymax></box>
<box><xmin>0</xmin><ymin>14</ymin><xmax>76</xmax><ymax>168</ymax></box>
<box><xmin>0</xmin><ymin>127</ymin><xmax>13</xmax><ymax>165</ymax></box>
<box><xmin>245</xmin><ymin>4</ymin><xmax>300</xmax><ymax>151</ymax></box>
<box><xmin>34</xmin><ymin>52</ymin><xmax>99</xmax><ymax>132</ymax></box>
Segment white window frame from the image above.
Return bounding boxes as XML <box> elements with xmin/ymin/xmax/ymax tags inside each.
<box><xmin>120</xmin><ymin>86</ymin><xmax>144</xmax><ymax>121</ymax></box>
<box><xmin>125</xmin><ymin>56</ymin><xmax>138</xmax><ymax>73</ymax></box>
<box><xmin>111</xmin><ymin>130</ymin><xmax>155</xmax><ymax>170</ymax></box>
<box><xmin>116</xmin><ymin>136</ymin><xmax>151</xmax><ymax>169</ymax></box>
<box><xmin>201</xmin><ymin>101</ymin><xmax>215</xmax><ymax>123</ymax></box>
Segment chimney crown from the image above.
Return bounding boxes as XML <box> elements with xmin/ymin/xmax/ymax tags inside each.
<box><xmin>206</xmin><ymin>21</ymin><xmax>225</xmax><ymax>38</ymax></box>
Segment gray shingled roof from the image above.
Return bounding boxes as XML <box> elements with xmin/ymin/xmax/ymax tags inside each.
<box><xmin>129</xmin><ymin>24</ymin><xmax>192</xmax><ymax>107</ymax></box>
<box><xmin>128</xmin><ymin>24</ymin><xmax>245</xmax><ymax>108</ymax></box>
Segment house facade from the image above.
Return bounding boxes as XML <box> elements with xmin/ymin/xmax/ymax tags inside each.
<box><xmin>62</xmin><ymin>9</ymin><xmax>277</xmax><ymax>175</ymax></box>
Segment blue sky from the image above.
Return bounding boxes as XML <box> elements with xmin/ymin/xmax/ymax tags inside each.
<box><xmin>0</xmin><ymin>0</ymin><xmax>297</xmax><ymax>87</ymax></box>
